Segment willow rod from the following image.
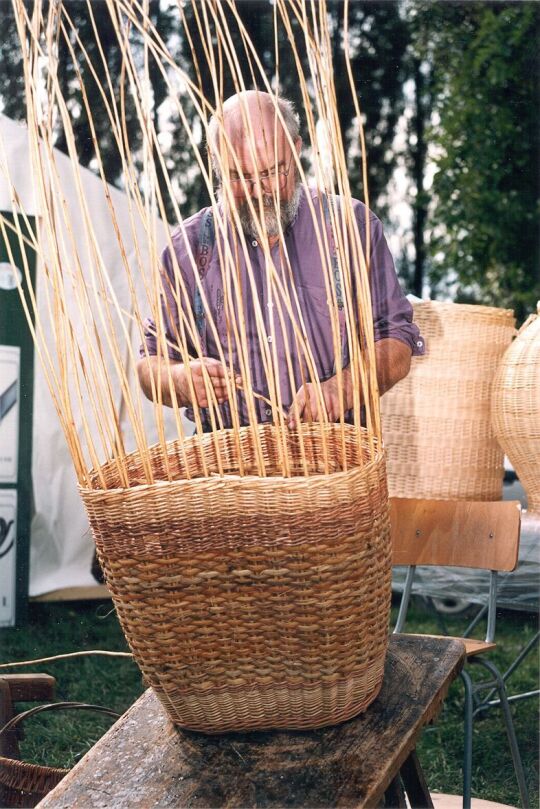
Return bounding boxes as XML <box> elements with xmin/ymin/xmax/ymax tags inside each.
<box><xmin>6</xmin><ymin>0</ymin><xmax>384</xmax><ymax>488</ymax></box>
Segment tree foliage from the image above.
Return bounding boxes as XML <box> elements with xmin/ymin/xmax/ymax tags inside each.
<box><xmin>417</xmin><ymin>2</ymin><xmax>540</xmax><ymax>321</ymax></box>
<box><xmin>0</xmin><ymin>2</ymin><xmax>176</xmax><ymax>188</ymax></box>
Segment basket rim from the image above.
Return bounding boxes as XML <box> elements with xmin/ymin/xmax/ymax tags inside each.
<box><xmin>412</xmin><ymin>300</ymin><xmax>515</xmax><ymax>320</ymax></box>
<box><xmin>0</xmin><ymin>755</ymin><xmax>68</xmax><ymax>779</ymax></box>
<box><xmin>80</xmin><ymin>425</ymin><xmax>385</xmax><ymax>497</ymax></box>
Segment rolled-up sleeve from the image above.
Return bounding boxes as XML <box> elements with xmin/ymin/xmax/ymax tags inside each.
<box><xmin>368</xmin><ymin>216</ymin><xmax>425</xmax><ymax>356</ymax></box>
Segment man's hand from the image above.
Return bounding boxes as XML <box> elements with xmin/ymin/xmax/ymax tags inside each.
<box><xmin>175</xmin><ymin>358</ymin><xmax>238</xmax><ymax>407</ymax></box>
<box><xmin>288</xmin><ymin>374</ymin><xmax>352</xmax><ymax>429</ymax></box>
<box><xmin>137</xmin><ymin>355</ymin><xmax>240</xmax><ymax>408</ymax></box>
<box><xmin>287</xmin><ymin>339</ymin><xmax>412</xmax><ymax>429</ymax></box>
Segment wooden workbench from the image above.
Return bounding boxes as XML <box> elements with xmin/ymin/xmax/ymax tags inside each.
<box><xmin>38</xmin><ymin>635</ymin><xmax>465</xmax><ymax>808</ymax></box>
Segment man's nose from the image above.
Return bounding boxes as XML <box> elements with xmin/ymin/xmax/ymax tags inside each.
<box><xmin>247</xmin><ymin>177</ymin><xmax>262</xmax><ymax>198</ymax></box>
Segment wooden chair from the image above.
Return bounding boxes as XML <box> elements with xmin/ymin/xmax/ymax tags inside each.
<box><xmin>390</xmin><ymin>497</ymin><xmax>530</xmax><ymax>809</ymax></box>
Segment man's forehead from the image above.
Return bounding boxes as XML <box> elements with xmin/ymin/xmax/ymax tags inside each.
<box><xmin>224</xmin><ymin>112</ymin><xmax>287</xmax><ymax>151</ymax></box>
<box><xmin>216</xmin><ymin>133</ymin><xmax>287</xmax><ymax>174</ymax></box>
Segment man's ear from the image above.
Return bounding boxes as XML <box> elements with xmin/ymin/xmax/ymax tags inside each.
<box><xmin>295</xmin><ymin>137</ymin><xmax>302</xmax><ymax>156</ymax></box>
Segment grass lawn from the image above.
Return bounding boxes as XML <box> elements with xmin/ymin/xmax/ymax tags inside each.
<box><xmin>1</xmin><ymin>596</ymin><xmax>538</xmax><ymax>807</ymax></box>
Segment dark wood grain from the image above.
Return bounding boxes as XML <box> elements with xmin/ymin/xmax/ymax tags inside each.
<box><xmin>38</xmin><ymin>636</ymin><xmax>465</xmax><ymax>809</ymax></box>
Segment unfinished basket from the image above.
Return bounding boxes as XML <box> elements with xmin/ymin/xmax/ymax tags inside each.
<box><xmin>492</xmin><ymin>304</ymin><xmax>540</xmax><ymax>514</ymax></box>
<box><xmin>81</xmin><ymin>423</ymin><xmax>391</xmax><ymax>733</ymax></box>
<box><xmin>381</xmin><ymin>302</ymin><xmax>515</xmax><ymax>500</ymax></box>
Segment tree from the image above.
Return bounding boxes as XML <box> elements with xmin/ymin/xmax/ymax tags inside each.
<box><xmin>420</xmin><ymin>2</ymin><xmax>540</xmax><ymax>321</ymax></box>
<box><xmin>0</xmin><ymin>2</ymin><xmax>176</xmax><ymax>191</ymax></box>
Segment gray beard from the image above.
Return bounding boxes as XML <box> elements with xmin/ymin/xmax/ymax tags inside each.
<box><xmin>221</xmin><ymin>183</ymin><xmax>302</xmax><ymax>240</ymax></box>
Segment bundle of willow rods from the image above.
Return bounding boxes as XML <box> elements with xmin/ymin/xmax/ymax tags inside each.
<box><xmin>2</xmin><ymin>0</ymin><xmax>392</xmax><ymax>731</ymax></box>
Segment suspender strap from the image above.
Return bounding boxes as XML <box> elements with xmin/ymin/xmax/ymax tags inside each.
<box><xmin>322</xmin><ymin>194</ymin><xmax>344</xmax><ymax>311</ymax></box>
<box><xmin>194</xmin><ymin>208</ymin><xmax>215</xmax><ymax>429</ymax></box>
<box><xmin>194</xmin><ymin>208</ymin><xmax>215</xmax><ymax>355</ymax></box>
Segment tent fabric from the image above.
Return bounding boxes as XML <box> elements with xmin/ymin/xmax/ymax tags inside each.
<box><xmin>0</xmin><ymin>113</ymin><xmax>188</xmax><ymax>597</ymax></box>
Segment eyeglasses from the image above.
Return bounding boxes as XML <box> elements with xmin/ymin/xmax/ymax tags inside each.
<box><xmin>228</xmin><ymin>152</ymin><xmax>295</xmax><ymax>196</ymax></box>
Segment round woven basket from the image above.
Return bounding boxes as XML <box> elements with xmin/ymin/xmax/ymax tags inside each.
<box><xmin>81</xmin><ymin>423</ymin><xmax>391</xmax><ymax>733</ymax></box>
<box><xmin>491</xmin><ymin>304</ymin><xmax>540</xmax><ymax>514</ymax></box>
<box><xmin>381</xmin><ymin>302</ymin><xmax>516</xmax><ymax>500</ymax></box>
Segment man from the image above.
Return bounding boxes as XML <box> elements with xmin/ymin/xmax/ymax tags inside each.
<box><xmin>138</xmin><ymin>91</ymin><xmax>424</xmax><ymax>428</ymax></box>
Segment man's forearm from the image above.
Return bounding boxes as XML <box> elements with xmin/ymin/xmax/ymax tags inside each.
<box><xmin>338</xmin><ymin>338</ymin><xmax>412</xmax><ymax>406</ymax></box>
<box><xmin>137</xmin><ymin>356</ymin><xmax>185</xmax><ymax>407</ymax></box>
<box><xmin>374</xmin><ymin>337</ymin><xmax>412</xmax><ymax>395</ymax></box>
<box><xmin>138</xmin><ymin>355</ymin><xmax>232</xmax><ymax>409</ymax></box>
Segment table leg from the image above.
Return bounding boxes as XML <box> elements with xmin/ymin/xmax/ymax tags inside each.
<box><xmin>400</xmin><ymin>749</ymin><xmax>434</xmax><ymax>808</ymax></box>
<box><xmin>383</xmin><ymin>774</ymin><xmax>407</xmax><ymax>807</ymax></box>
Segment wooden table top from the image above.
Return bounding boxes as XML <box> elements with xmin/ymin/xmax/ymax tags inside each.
<box><xmin>39</xmin><ymin>635</ymin><xmax>465</xmax><ymax>808</ymax></box>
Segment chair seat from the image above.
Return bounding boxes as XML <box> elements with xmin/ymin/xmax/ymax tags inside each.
<box><xmin>406</xmin><ymin>633</ymin><xmax>497</xmax><ymax>658</ymax></box>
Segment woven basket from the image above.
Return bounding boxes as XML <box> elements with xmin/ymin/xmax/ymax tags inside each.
<box><xmin>81</xmin><ymin>423</ymin><xmax>391</xmax><ymax>733</ymax></box>
<box><xmin>0</xmin><ymin>703</ymin><xmax>118</xmax><ymax>808</ymax></box>
<box><xmin>0</xmin><ymin>758</ymin><xmax>66</xmax><ymax>809</ymax></box>
<box><xmin>492</xmin><ymin>304</ymin><xmax>540</xmax><ymax>514</ymax></box>
<box><xmin>381</xmin><ymin>302</ymin><xmax>515</xmax><ymax>500</ymax></box>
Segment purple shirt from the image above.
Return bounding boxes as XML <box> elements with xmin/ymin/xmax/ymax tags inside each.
<box><xmin>142</xmin><ymin>185</ymin><xmax>424</xmax><ymax>426</ymax></box>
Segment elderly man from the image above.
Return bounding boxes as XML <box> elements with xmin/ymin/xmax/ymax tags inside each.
<box><xmin>138</xmin><ymin>91</ymin><xmax>424</xmax><ymax>427</ymax></box>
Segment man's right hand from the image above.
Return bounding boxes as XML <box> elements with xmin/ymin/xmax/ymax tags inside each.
<box><xmin>137</xmin><ymin>355</ymin><xmax>240</xmax><ymax>409</ymax></box>
<box><xmin>174</xmin><ymin>358</ymin><xmax>238</xmax><ymax>407</ymax></box>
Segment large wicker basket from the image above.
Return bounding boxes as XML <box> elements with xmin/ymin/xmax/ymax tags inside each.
<box><xmin>81</xmin><ymin>423</ymin><xmax>391</xmax><ymax>733</ymax></box>
<box><xmin>381</xmin><ymin>302</ymin><xmax>515</xmax><ymax>500</ymax></box>
<box><xmin>492</xmin><ymin>305</ymin><xmax>540</xmax><ymax>514</ymax></box>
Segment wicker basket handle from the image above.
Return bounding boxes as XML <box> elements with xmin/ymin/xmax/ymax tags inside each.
<box><xmin>0</xmin><ymin>701</ymin><xmax>120</xmax><ymax>738</ymax></box>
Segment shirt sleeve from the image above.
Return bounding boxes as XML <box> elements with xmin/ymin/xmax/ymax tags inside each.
<box><xmin>367</xmin><ymin>216</ymin><xmax>425</xmax><ymax>356</ymax></box>
<box><xmin>140</xmin><ymin>226</ymin><xmax>198</xmax><ymax>362</ymax></box>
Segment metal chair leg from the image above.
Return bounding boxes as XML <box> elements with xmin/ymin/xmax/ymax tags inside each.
<box><xmin>460</xmin><ymin>669</ymin><xmax>474</xmax><ymax>809</ymax></box>
<box><xmin>470</xmin><ymin>657</ymin><xmax>530</xmax><ymax>808</ymax></box>
<box><xmin>478</xmin><ymin>631</ymin><xmax>540</xmax><ymax>710</ymax></box>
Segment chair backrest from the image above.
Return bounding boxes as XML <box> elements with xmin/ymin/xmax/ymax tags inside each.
<box><xmin>391</xmin><ymin>498</ymin><xmax>522</xmax><ymax>641</ymax></box>
<box><xmin>390</xmin><ymin>498</ymin><xmax>522</xmax><ymax>573</ymax></box>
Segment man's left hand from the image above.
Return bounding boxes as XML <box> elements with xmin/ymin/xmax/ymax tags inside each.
<box><xmin>288</xmin><ymin>374</ymin><xmax>351</xmax><ymax>429</ymax></box>
<box><xmin>286</xmin><ymin>339</ymin><xmax>413</xmax><ymax>429</ymax></box>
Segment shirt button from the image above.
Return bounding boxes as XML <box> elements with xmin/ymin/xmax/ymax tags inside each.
<box><xmin>267</xmin><ymin>335</ymin><xmax>273</xmax><ymax>343</ymax></box>
<box><xmin>265</xmin><ymin>408</ymin><xmax>272</xmax><ymax>416</ymax></box>
<box><xmin>417</xmin><ymin>340</ymin><xmax>423</xmax><ymax>347</ymax></box>
<box><xmin>251</xmin><ymin>240</ymin><xmax>258</xmax><ymax>247</ymax></box>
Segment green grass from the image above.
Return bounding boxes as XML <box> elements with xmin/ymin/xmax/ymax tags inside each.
<box><xmin>1</xmin><ymin>597</ymin><xmax>538</xmax><ymax>806</ymax></box>
<box><xmin>1</xmin><ymin>601</ymin><xmax>145</xmax><ymax>769</ymax></box>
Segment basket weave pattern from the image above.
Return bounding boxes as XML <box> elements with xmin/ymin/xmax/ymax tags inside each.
<box><xmin>0</xmin><ymin>757</ymin><xmax>66</xmax><ymax>808</ymax></box>
<box><xmin>381</xmin><ymin>302</ymin><xmax>515</xmax><ymax>501</ymax></box>
<box><xmin>492</xmin><ymin>309</ymin><xmax>540</xmax><ymax>513</ymax></box>
<box><xmin>82</xmin><ymin>424</ymin><xmax>391</xmax><ymax>733</ymax></box>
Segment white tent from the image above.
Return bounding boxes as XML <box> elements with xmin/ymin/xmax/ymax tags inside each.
<box><xmin>0</xmin><ymin>113</ymin><xmax>187</xmax><ymax>600</ymax></box>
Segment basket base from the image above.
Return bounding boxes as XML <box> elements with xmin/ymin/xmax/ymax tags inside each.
<box><xmin>152</xmin><ymin>661</ymin><xmax>386</xmax><ymax>734</ymax></box>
